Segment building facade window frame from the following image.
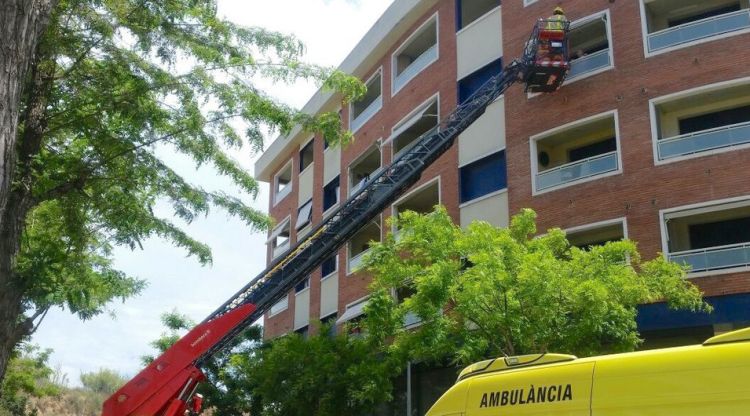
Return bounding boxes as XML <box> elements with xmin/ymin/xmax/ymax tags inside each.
<box><xmin>391</xmin><ymin>12</ymin><xmax>440</xmax><ymax>96</ymax></box>
<box><xmin>323</xmin><ymin>176</ymin><xmax>341</xmax><ymax>216</ymax></box>
<box><xmin>529</xmin><ymin>109</ymin><xmax>624</xmax><ymax>196</ymax></box>
<box><xmin>321</xmin><ymin>255</ymin><xmax>338</xmax><ymax>281</ymax></box>
<box><xmin>272</xmin><ymin>159</ymin><xmax>293</xmax><ymax>207</ymax></box>
<box><xmin>388</xmin><ymin>93</ymin><xmax>441</xmax><ymax>159</ymax></box>
<box><xmin>350</xmin><ymin>67</ymin><xmax>383</xmax><ymax>133</ymax></box>
<box><xmin>268</xmin><ymin>215</ymin><xmax>292</xmax><ymax>259</ymax></box>
<box><xmin>638</xmin><ymin>0</ymin><xmax>750</xmax><ymax>57</ymax></box>
<box><xmin>659</xmin><ymin>195</ymin><xmax>750</xmax><ymax>278</ymax></box>
<box><xmin>299</xmin><ymin>136</ymin><xmax>315</xmax><ymax>173</ymax></box>
<box><xmin>649</xmin><ymin>76</ymin><xmax>750</xmax><ymax>166</ymax></box>
<box><xmin>565</xmin><ymin>9</ymin><xmax>615</xmax><ymax>85</ymax></box>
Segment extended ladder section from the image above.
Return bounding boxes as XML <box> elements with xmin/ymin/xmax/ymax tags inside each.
<box><xmin>103</xmin><ymin>20</ymin><xmax>569</xmax><ymax>416</ymax></box>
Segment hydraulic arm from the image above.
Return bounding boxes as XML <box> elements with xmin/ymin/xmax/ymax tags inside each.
<box><xmin>102</xmin><ymin>19</ymin><xmax>568</xmax><ymax>416</ymax></box>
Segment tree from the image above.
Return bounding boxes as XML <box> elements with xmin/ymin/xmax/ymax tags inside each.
<box><xmin>244</xmin><ymin>326</ymin><xmax>396</xmax><ymax>416</ymax></box>
<box><xmin>0</xmin><ymin>344</ymin><xmax>59</xmax><ymax>416</ymax></box>
<box><xmin>361</xmin><ymin>207</ymin><xmax>710</xmax><ymax>366</ymax></box>
<box><xmin>0</xmin><ymin>0</ymin><xmax>364</xmax><ymax>381</ymax></box>
<box><xmin>79</xmin><ymin>369</ymin><xmax>125</xmax><ymax>396</ymax></box>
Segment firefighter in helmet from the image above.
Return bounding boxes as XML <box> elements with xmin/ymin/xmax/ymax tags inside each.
<box><xmin>547</xmin><ymin>6</ymin><xmax>568</xmax><ymax>31</ymax></box>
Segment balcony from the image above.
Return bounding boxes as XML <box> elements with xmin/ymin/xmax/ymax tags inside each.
<box><xmin>350</xmin><ymin>70</ymin><xmax>382</xmax><ymax>132</ymax></box>
<box><xmin>643</xmin><ymin>0</ymin><xmax>750</xmax><ymax>54</ymax></box>
<box><xmin>393</xmin><ymin>16</ymin><xmax>438</xmax><ymax>94</ymax></box>
<box><xmin>349</xmin><ymin>146</ymin><xmax>381</xmax><ymax>197</ymax></box>
<box><xmin>653</xmin><ymin>80</ymin><xmax>750</xmax><ymax>162</ymax></box>
<box><xmin>664</xmin><ymin>201</ymin><xmax>750</xmax><ymax>274</ymax></box>
<box><xmin>347</xmin><ymin>249</ymin><xmax>370</xmax><ymax>274</ymax></box>
<box><xmin>566</xmin><ymin>12</ymin><xmax>612</xmax><ymax>82</ymax></box>
<box><xmin>658</xmin><ymin>120</ymin><xmax>750</xmax><ymax>160</ymax></box>
<box><xmin>394</xmin><ymin>45</ymin><xmax>438</xmax><ymax>93</ymax></box>
<box><xmin>351</xmin><ymin>95</ymin><xmax>382</xmax><ymax>133</ymax></box>
<box><xmin>536</xmin><ymin>151</ymin><xmax>619</xmax><ymax>191</ymax></box>
<box><xmin>670</xmin><ymin>242</ymin><xmax>750</xmax><ymax>273</ymax></box>
<box><xmin>347</xmin><ymin>219</ymin><xmax>380</xmax><ymax>274</ymax></box>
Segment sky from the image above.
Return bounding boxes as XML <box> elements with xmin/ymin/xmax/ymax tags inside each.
<box><xmin>32</xmin><ymin>0</ymin><xmax>393</xmax><ymax>387</ymax></box>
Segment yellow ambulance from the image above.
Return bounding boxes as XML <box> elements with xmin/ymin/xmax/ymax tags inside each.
<box><xmin>426</xmin><ymin>327</ymin><xmax>750</xmax><ymax>415</ymax></box>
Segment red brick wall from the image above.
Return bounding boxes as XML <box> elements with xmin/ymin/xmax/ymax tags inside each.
<box><xmin>502</xmin><ymin>0</ymin><xmax>750</xmax><ymax>297</ymax></box>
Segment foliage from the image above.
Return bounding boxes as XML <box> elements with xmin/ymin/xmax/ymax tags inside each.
<box><xmin>144</xmin><ymin>310</ymin><xmax>264</xmax><ymax>415</ymax></box>
<box><xmin>1</xmin><ymin>0</ymin><xmax>364</xmax><ymax>382</ymax></box>
<box><xmin>79</xmin><ymin>369</ymin><xmax>126</xmax><ymax>396</ymax></box>
<box><xmin>361</xmin><ymin>207</ymin><xmax>710</xmax><ymax>366</ymax></box>
<box><xmin>244</xmin><ymin>324</ymin><xmax>396</xmax><ymax>416</ymax></box>
<box><xmin>0</xmin><ymin>344</ymin><xmax>59</xmax><ymax>416</ymax></box>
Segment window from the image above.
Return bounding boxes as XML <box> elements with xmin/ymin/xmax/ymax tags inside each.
<box><xmin>269</xmin><ymin>217</ymin><xmax>291</xmax><ymax>258</ymax></box>
<box><xmin>641</xmin><ymin>0</ymin><xmax>750</xmax><ymax>55</ymax></box>
<box><xmin>335</xmin><ymin>296</ymin><xmax>369</xmax><ymax>337</ymax></box>
<box><xmin>532</xmin><ymin>111</ymin><xmax>621</xmax><ymax>193</ymax></box>
<box><xmin>350</xmin><ymin>70</ymin><xmax>382</xmax><ymax>132</ymax></box>
<box><xmin>323</xmin><ymin>176</ymin><xmax>340</xmax><ymax>212</ymax></box>
<box><xmin>321</xmin><ymin>255</ymin><xmax>337</xmax><ymax>278</ymax></box>
<box><xmin>296</xmin><ymin>199</ymin><xmax>312</xmax><ymax>231</ymax></box>
<box><xmin>295</xmin><ymin>277</ymin><xmax>310</xmax><ymax>294</ymax></box>
<box><xmin>273</xmin><ymin>161</ymin><xmax>292</xmax><ymax>205</ymax></box>
<box><xmin>459</xmin><ymin>150</ymin><xmax>507</xmax><ymax>203</ymax></box>
<box><xmin>457</xmin><ymin>0</ymin><xmax>500</xmax><ymax>30</ymax></box>
<box><xmin>269</xmin><ymin>295</ymin><xmax>289</xmax><ymax>316</ymax></box>
<box><xmin>392</xmin><ymin>97</ymin><xmax>439</xmax><ymax>156</ymax></box>
<box><xmin>396</xmin><ymin>286</ymin><xmax>422</xmax><ymax>328</ymax></box>
<box><xmin>349</xmin><ymin>145</ymin><xmax>381</xmax><ymax>196</ymax></box>
<box><xmin>458</xmin><ymin>58</ymin><xmax>503</xmax><ymax>104</ymax></box>
<box><xmin>652</xmin><ymin>79</ymin><xmax>750</xmax><ymax>162</ymax></box>
<box><xmin>300</xmin><ymin>139</ymin><xmax>314</xmax><ymax>172</ymax></box>
<box><xmin>663</xmin><ymin>198</ymin><xmax>750</xmax><ymax>274</ymax></box>
<box><xmin>348</xmin><ymin>218</ymin><xmax>381</xmax><ymax>274</ymax></box>
<box><xmin>524</xmin><ymin>0</ymin><xmax>538</xmax><ymax>6</ymax></box>
<box><xmin>567</xmin><ymin>219</ymin><xmax>626</xmax><ymax>249</ymax></box>
<box><xmin>392</xmin><ymin>14</ymin><xmax>439</xmax><ymax>94</ymax></box>
<box><xmin>567</xmin><ymin>12</ymin><xmax>613</xmax><ymax>81</ymax></box>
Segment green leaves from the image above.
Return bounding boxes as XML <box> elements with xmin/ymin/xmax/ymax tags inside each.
<box><xmin>361</xmin><ymin>207</ymin><xmax>710</xmax><ymax>366</ymax></box>
<box><xmin>11</xmin><ymin>0</ymin><xmax>364</xmax><ymax>331</ymax></box>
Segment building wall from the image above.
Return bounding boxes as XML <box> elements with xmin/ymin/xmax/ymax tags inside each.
<box><xmin>503</xmin><ymin>0</ymin><xmax>750</xmax><ymax>298</ymax></box>
<box><xmin>261</xmin><ymin>0</ymin><xmax>750</xmax><ymax>340</ymax></box>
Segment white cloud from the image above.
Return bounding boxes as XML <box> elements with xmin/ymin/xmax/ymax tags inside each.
<box><xmin>32</xmin><ymin>0</ymin><xmax>393</xmax><ymax>387</ymax></box>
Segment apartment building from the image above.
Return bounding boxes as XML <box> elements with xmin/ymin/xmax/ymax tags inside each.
<box><xmin>254</xmin><ymin>0</ymin><xmax>750</xmax><ymax>410</ymax></box>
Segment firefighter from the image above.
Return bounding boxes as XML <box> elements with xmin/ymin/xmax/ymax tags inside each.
<box><xmin>546</xmin><ymin>6</ymin><xmax>568</xmax><ymax>31</ymax></box>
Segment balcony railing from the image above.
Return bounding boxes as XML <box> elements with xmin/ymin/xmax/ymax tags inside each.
<box><xmin>648</xmin><ymin>9</ymin><xmax>750</xmax><ymax>52</ymax></box>
<box><xmin>348</xmin><ymin>248</ymin><xmax>371</xmax><ymax>273</ymax></box>
<box><xmin>274</xmin><ymin>184</ymin><xmax>291</xmax><ymax>204</ymax></box>
<box><xmin>669</xmin><ymin>242</ymin><xmax>750</xmax><ymax>273</ymax></box>
<box><xmin>567</xmin><ymin>49</ymin><xmax>611</xmax><ymax>80</ymax></box>
<box><xmin>350</xmin><ymin>95</ymin><xmax>382</xmax><ymax>132</ymax></box>
<box><xmin>657</xmin><ymin>120</ymin><xmax>750</xmax><ymax>160</ymax></box>
<box><xmin>536</xmin><ymin>150</ymin><xmax>619</xmax><ymax>191</ymax></box>
<box><xmin>272</xmin><ymin>241</ymin><xmax>290</xmax><ymax>259</ymax></box>
<box><xmin>393</xmin><ymin>44</ymin><xmax>438</xmax><ymax>93</ymax></box>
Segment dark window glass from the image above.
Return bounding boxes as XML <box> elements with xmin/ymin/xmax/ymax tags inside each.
<box><xmin>323</xmin><ymin>176</ymin><xmax>340</xmax><ymax>212</ymax></box>
<box><xmin>456</xmin><ymin>0</ymin><xmax>501</xmax><ymax>30</ymax></box>
<box><xmin>459</xmin><ymin>150</ymin><xmax>507</xmax><ymax>203</ymax></box>
<box><xmin>457</xmin><ymin>58</ymin><xmax>503</xmax><ymax>104</ymax></box>
<box><xmin>689</xmin><ymin>217</ymin><xmax>750</xmax><ymax>249</ymax></box>
<box><xmin>300</xmin><ymin>140</ymin><xmax>314</xmax><ymax>171</ymax></box>
<box><xmin>678</xmin><ymin>105</ymin><xmax>750</xmax><ymax>135</ymax></box>
<box><xmin>321</xmin><ymin>255</ymin><xmax>337</xmax><ymax>277</ymax></box>
<box><xmin>295</xmin><ymin>278</ymin><xmax>310</xmax><ymax>293</ymax></box>
<box><xmin>668</xmin><ymin>4</ymin><xmax>740</xmax><ymax>27</ymax></box>
<box><xmin>294</xmin><ymin>325</ymin><xmax>309</xmax><ymax>339</ymax></box>
<box><xmin>568</xmin><ymin>137</ymin><xmax>616</xmax><ymax>162</ymax></box>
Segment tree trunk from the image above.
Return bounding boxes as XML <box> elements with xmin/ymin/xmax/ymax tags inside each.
<box><xmin>0</xmin><ymin>0</ymin><xmax>57</xmax><ymax>383</ymax></box>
